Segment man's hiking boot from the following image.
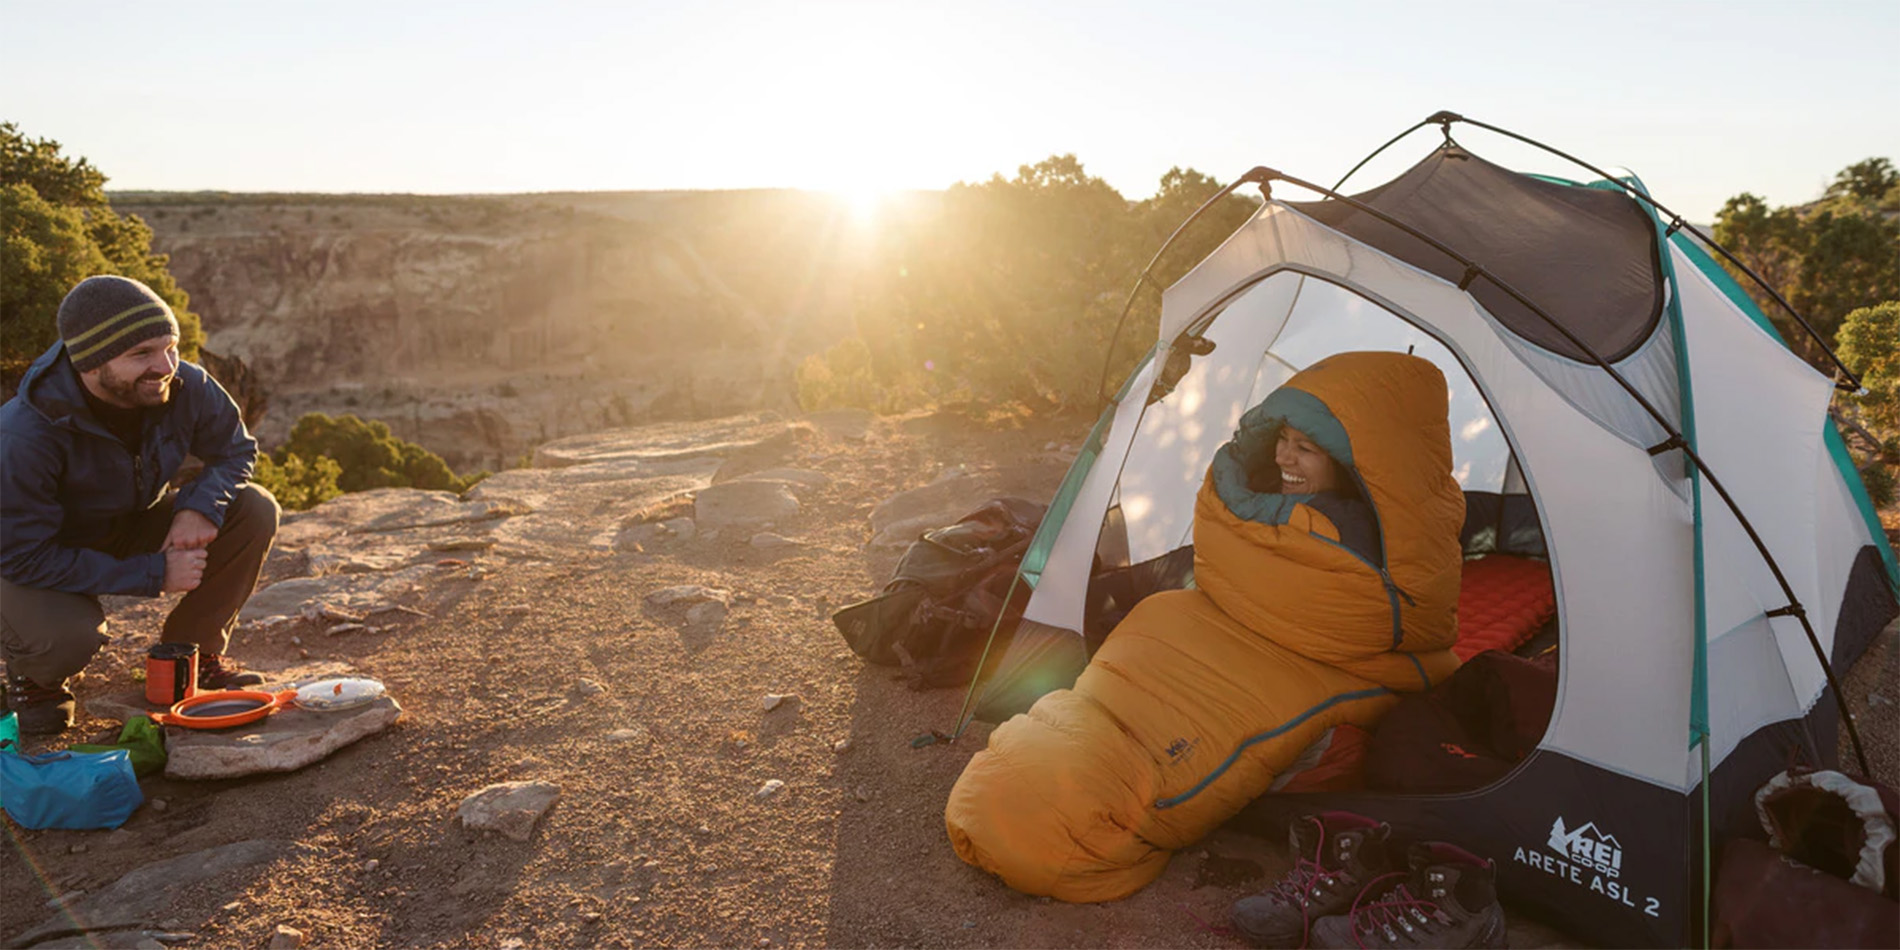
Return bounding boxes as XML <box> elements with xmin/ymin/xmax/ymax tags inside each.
<box><xmin>1231</xmin><ymin>811</ymin><xmax>1395</xmax><ymax>947</ymax></box>
<box><xmin>5</xmin><ymin>667</ymin><xmax>77</xmax><ymax>735</ymax></box>
<box><xmin>1309</xmin><ymin>841</ymin><xmax>1507</xmax><ymax>949</ymax></box>
<box><xmin>197</xmin><ymin>653</ymin><xmax>265</xmax><ymax>690</ymax></box>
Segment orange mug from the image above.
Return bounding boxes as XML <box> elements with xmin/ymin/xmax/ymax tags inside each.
<box><xmin>145</xmin><ymin>643</ymin><xmax>198</xmax><ymax>706</ymax></box>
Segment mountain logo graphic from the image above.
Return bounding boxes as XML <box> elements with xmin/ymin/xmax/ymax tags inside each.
<box><xmin>1548</xmin><ymin>816</ymin><xmax>1624</xmax><ymax>878</ymax></box>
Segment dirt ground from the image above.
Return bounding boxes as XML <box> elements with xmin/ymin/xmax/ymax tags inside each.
<box><xmin>3</xmin><ymin>409</ymin><xmax>1894</xmax><ymax>949</ymax></box>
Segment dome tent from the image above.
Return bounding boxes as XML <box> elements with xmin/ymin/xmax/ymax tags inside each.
<box><xmin>954</xmin><ymin>115</ymin><xmax>1898</xmax><ymax>947</ymax></box>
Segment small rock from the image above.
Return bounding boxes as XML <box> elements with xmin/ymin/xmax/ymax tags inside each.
<box><xmin>298</xmin><ymin>648</ymin><xmax>311</xmax><ymax>659</ymax></box>
<box><xmin>645</xmin><ymin>585</ymin><xmax>732</xmax><ymax>608</ymax></box>
<box><xmin>762</xmin><ymin>693</ymin><xmax>798</xmax><ymax>712</ymax></box>
<box><xmin>500</xmin><ymin>940</ymin><xmax>525</xmax><ymax>950</ymax></box>
<box><xmin>755</xmin><ymin>779</ymin><xmax>785</xmax><ymax>801</ymax></box>
<box><xmin>748</xmin><ymin>532</ymin><xmax>799</xmax><ymax>550</ymax></box>
<box><xmin>832</xmin><ymin>738</ymin><xmax>851</xmax><ymax>754</ymax></box>
<box><xmin>364</xmin><ymin>859</ymin><xmax>380</xmax><ymax>872</ymax></box>
<box><xmin>457</xmin><ymin>781</ymin><xmax>561</xmax><ymax>841</ymax></box>
<box><xmin>963</xmin><ymin>920</ymin><xmax>977</xmax><ymax>929</ymax></box>
<box><xmin>685</xmin><ymin>601</ymin><xmax>729</xmax><ymax>635</ymax></box>
<box><xmin>150</xmin><ymin>798</ymin><xmax>168</xmax><ymax>812</ymax></box>
<box><xmin>765</xmin><ymin>594</ymin><xmax>795</xmax><ymax>607</ymax></box>
<box><xmin>606</xmin><ymin>726</ymin><xmax>649</xmax><ymax>743</ymax></box>
<box><xmin>427</xmin><ymin>537</ymin><xmax>497</xmax><ymax>552</ymax></box>
<box><xmin>70</xmin><ymin>843</ymin><xmax>88</xmax><ymax>854</ymax></box>
<box><xmin>853</xmin><ymin>787</ymin><xmax>872</xmax><ymax>802</ymax></box>
<box><xmin>269</xmin><ymin>924</ymin><xmax>306</xmax><ymax>950</ymax></box>
<box><xmin>221</xmin><ymin>902</ymin><xmax>241</xmax><ymax>911</ymax></box>
<box><xmin>697</xmin><ymin>825</ymin><xmax>711</xmax><ymax>835</ymax></box>
<box><xmin>574</xmin><ymin>679</ymin><xmax>605</xmax><ymax>697</ymax></box>
<box><xmin>290</xmin><ymin>636</ymin><xmax>302</xmax><ymax>646</ymax></box>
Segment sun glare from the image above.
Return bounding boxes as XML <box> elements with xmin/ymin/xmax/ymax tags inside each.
<box><xmin>833</xmin><ymin>185</ymin><xmax>889</xmax><ymax>226</ymax></box>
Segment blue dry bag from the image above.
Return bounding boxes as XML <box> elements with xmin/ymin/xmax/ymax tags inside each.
<box><xmin>0</xmin><ymin>748</ymin><xmax>143</xmax><ymax>830</ymax></box>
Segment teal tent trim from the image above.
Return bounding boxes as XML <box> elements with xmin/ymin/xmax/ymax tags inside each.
<box><xmin>1668</xmin><ymin>232</ymin><xmax>1900</xmax><ymax>590</ymax></box>
<box><xmin>1641</xmin><ymin>174</ymin><xmax>1714</xmax><ymax>950</ymax></box>
<box><xmin>1019</xmin><ymin>343</ymin><xmax>1159</xmax><ymax>588</ymax></box>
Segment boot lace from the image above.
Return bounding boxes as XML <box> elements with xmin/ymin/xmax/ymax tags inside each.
<box><xmin>1345</xmin><ymin>873</ymin><xmax>1454</xmax><ymax>948</ymax></box>
<box><xmin>1254</xmin><ymin>824</ymin><xmax>1352</xmax><ymax>947</ymax></box>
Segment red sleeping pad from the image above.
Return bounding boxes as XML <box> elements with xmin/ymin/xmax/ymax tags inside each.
<box><xmin>1452</xmin><ymin>553</ymin><xmax>1556</xmax><ymax>660</ymax></box>
<box><xmin>1270</xmin><ymin>554</ymin><xmax>1555</xmax><ymax>793</ymax></box>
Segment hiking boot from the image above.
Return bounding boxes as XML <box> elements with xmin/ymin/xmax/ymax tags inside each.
<box><xmin>1231</xmin><ymin>812</ymin><xmax>1395</xmax><ymax>947</ymax></box>
<box><xmin>1309</xmin><ymin>841</ymin><xmax>1507</xmax><ymax>949</ymax></box>
<box><xmin>5</xmin><ymin>667</ymin><xmax>77</xmax><ymax>735</ymax></box>
<box><xmin>197</xmin><ymin>653</ymin><xmax>265</xmax><ymax>690</ymax></box>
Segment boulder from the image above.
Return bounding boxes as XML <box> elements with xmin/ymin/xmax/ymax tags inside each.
<box><xmin>163</xmin><ymin>696</ymin><xmax>403</xmax><ymax>780</ymax></box>
<box><xmin>866</xmin><ymin>472</ymin><xmax>1006</xmax><ymax>548</ymax></box>
<box><xmin>695</xmin><ymin>480</ymin><xmax>799</xmax><ymax>530</ymax></box>
<box><xmin>458</xmin><ymin>781</ymin><xmax>561</xmax><ymax>840</ymax></box>
<box><xmin>241</xmin><ymin>565</ymin><xmax>437</xmax><ymax>623</ymax></box>
<box><xmin>531</xmin><ymin>415</ymin><xmax>792</xmax><ymax>469</ymax></box>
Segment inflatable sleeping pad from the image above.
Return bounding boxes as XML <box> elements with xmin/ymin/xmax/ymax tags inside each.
<box><xmin>945</xmin><ymin>351</ymin><xmax>1467</xmax><ymax>901</ymax></box>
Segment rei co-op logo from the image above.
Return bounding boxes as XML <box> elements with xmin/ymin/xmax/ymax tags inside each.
<box><xmin>1548</xmin><ymin>817</ymin><xmax>1622</xmax><ymax>877</ymax></box>
<box><xmin>1512</xmin><ymin>815</ymin><xmax>1660</xmax><ymax>919</ymax></box>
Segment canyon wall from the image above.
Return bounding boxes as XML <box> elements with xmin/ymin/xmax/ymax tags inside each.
<box><xmin>116</xmin><ymin>190</ymin><xmax>889</xmax><ymax>470</ymax></box>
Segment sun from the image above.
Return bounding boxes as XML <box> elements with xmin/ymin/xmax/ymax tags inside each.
<box><xmin>831</xmin><ymin>184</ymin><xmax>891</xmax><ymax>226</ymax></box>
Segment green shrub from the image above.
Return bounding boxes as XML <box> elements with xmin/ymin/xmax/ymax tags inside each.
<box><xmin>1837</xmin><ymin>301</ymin><xmax>1900</xmax><ymax>434</ymax></box>
<box><xmin>2</xmin><ymin>123</ymin><xmax>204</xmax><ymax>387</ymax></box>
<box><xmin>795</xmin><ymin>337</ymin><xmax>882</xmax><ymax>411</ymax></box>
<box><xmin>277</xmin><ymin>412</ymin><xmax>483</xmax><ymax>494</ymax></box>
<box><xmin>1835</xmin><ymin>301</ymin><xmax>1900</xmax><ymax>507</ymax></box>
<box><xmin>836</xmin><ymin>156</ymin><xmax>1257</xmax><ymax>413</ymax></box>
<box><xmin>252</xmin><ymin>452</ymin><xmax>343</xmax><ymax>512</ymax></box>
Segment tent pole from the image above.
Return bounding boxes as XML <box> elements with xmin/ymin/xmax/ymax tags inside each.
<box><xmin>1095</xmin><ymin>169</ymin><xmax>1273</xmax><ymax>410</ymax></box>
<box><xmin>1255</xmin><ymin>167</ymin><xmax>1874</xmax><ymax>778</ymax></box>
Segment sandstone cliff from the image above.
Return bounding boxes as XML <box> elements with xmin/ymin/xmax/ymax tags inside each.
<box><xmin>114</xmin><ymin>190</ymin><xmax>896</xmax><ymax>469</ymax></box>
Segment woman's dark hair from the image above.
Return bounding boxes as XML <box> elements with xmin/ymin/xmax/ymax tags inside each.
<box><xmin>1245</xmin><ymin>422</ymin><xmax>1363</xmax><ymax>500</ymax></box>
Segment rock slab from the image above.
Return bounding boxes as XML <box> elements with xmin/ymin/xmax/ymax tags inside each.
<box><xmin>163</xmin><ymin>696</ymin><xmax>403</xmax><ymax>780</ymax></box>
<box><xmin>458</xmin><ymin>781</ymin><xmax>561</xmax><ymax>841</ymax></box>
<box><xmin>694</xmin><ymin>480</ymin><xmax>799</xmax><ymax>530</ymax></box>
<box><xmin>10</xmin><ymin>840</ymin><xmax>290</xmax><ymax>947</ymax></box>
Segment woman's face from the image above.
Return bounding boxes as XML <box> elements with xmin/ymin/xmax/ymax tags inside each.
<box><xmin>1273</xmin><ymin>425</ymin><xmax>1341</xmax><ymax>494</ymax></box>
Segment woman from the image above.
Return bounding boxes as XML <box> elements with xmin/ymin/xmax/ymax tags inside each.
<box><xmin>946</xmin><ymin>351</ymin><xmax>1466</xmax><ymax>903</ymax></box>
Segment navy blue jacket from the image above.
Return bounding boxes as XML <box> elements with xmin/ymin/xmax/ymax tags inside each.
<box><xmin>0</xmin><ymin>342</ymin><xmax>258</xmax><ymax>596</ymax></box>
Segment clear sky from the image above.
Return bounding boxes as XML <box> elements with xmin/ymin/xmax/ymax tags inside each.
<box><xmin>4</xmin><ymin>0</ymin><xmax>1896</xmax><ymax>221</ymax></box>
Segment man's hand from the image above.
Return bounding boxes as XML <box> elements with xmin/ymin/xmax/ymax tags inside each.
<box><xmin>163</xmin><ymin>549</ymin><xmax>207</xmax><ymax>593</ymax></box>
<box><xmin>163</xmin><ymin>509</ymin><xmax>219</xmax><ymax>552</ymax></box>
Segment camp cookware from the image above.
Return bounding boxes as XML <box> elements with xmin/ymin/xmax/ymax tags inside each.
<box><xmin>149</xmin><ymin>677</ymin><xmax>389</xmax><ymax>729</ymax></box>
<box><xmin>144</xmin><ymin>642</ymin><xmax>198</xmax><ymax>705</ymax></box>
<box><xmin>150</xmin><ymin>688</ymin><xmax>295</xmax><ymax>729</ymax></box>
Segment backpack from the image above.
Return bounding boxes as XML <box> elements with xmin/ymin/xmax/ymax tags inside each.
<box><xmin>833</xmin><ymin>497</ymin><xmax>1045</xmax><ymax>689</ymax></box>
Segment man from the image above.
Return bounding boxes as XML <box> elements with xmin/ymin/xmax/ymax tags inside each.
<box><xmin>1</xmin><ymin>275</ymin><xmax>280</xmax><ymax>735</ymax></box>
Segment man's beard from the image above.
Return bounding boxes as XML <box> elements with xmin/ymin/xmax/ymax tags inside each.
<box><xmin>95</xmin><ymin>363</ymin><xmax>174</xmax><ymax>407</ymax></box>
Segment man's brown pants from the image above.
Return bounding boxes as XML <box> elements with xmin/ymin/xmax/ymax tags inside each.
<box><xmin>0</xmin><ymin>484</ymin><xmax>279</xmax><ymax>686</ymax></box>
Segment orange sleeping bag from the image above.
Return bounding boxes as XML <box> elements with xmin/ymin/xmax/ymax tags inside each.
<box><xmin>946</xmin><ymin>351</ymin><xmax>1466</xmax><ymax>902</ymax></box>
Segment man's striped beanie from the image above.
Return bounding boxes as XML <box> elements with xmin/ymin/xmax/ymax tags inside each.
<box><xmin>57</xmin><ymin>276</ymin><xmax>181</xmax><ymax>373</ymax></box>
